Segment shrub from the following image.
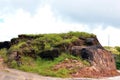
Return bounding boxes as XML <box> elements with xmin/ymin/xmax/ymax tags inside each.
<box><xmin>115</xmin><ymin>46</ymin><xmax>120</xmax><ymax>52</ymax></box>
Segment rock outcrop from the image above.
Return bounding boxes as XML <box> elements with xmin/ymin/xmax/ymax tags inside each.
<box><xmin>69</xmin><ymin>37</ymin><xmax>118</xmax><ymax>77</ymax></box>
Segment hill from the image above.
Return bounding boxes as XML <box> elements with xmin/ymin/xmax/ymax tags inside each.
<box><xmin>0</xmin><ymin>31</ymin><xmax>119</xmax><ymax>78</ymax></box>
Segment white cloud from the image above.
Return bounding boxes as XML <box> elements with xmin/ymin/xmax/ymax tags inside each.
<box><xmin>0</xmin><ymin>4</ymin><xmax>86</xmax><ymax>41</ymax></box>
<box><xmin>92</xmin><ymin>26</ymin><xmax>120</xmax><ymax>46</ymax></box>
<box><xmin>0</xmin><ymin>2</ymin><xmax>120</xmax><ymax>46</ymax></box>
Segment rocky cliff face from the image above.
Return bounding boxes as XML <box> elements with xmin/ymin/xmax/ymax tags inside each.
<box><xmin>69</xmin><ymin>37</ymin><xmax>118</xmax><ymax>77</ymax></box>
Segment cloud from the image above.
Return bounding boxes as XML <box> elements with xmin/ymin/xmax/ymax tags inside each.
<box><xmin>0</xmin><ymin>0</ymin><xmax>120</xmax><ymax>46</ymax></box>
<box><xmin>0</xmin><ymin>4</ymin><xmax>86</xmax><ymax>41</ymax></box>
<box><xmin>92</xmin><ymin>26</ymin><xmax>120</xmax><ymax>46</ymax></box>
<box><xmin>50</xmin><ymin>0</ymin><xmax>120</xmax><ymax>27</ymax></box>
<box><xmin>0</xmin><ymin>0</ymin><xmax>46</xmax><ymax>15</ymax></box>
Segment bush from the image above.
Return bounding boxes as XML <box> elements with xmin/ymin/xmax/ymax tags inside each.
<box><xmin>115</xmin><ymin>46</ymin><xmax>120</xmax><ymax>52</ymax></box>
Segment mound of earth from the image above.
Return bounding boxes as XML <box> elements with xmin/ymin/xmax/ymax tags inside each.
<box><xmin>0</xmin><ymin>32</ymin><xmax>119</xmax><ymax>78</ymax></box>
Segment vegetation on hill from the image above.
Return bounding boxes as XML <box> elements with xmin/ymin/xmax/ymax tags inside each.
<box><xmin>0</xmin><ymin>31</ymin><xmax>94</xmax><ymax>77</ymax></box>
<box><xmin>1</xmin><ymin>31</ymin><xmax>120</xmax><ymax>77</ymax></box>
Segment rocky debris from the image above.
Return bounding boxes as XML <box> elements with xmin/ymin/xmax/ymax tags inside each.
<box><xmin>71</xmin><ymin>66</ymin><xmax>119</xmax><ymax>78</ymax></box>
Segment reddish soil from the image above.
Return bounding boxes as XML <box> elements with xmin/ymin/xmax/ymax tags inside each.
<box><xmin>53</xmin><ymin>58</ymin><xmax>86</xmax><ymax>71</ymax></box>
<box><xmin>71</xmin><ymin>67</ymin><xmax>120</xmax><ymax>78</ymax></box>
<box><xmin>53</xmin><ymin>59</ymin><xmax>120</xmax><ymax>78</ymax></box>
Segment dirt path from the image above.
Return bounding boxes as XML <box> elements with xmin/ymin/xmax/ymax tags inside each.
<box><xmin>0</xmin><ymin>68</ymin><xmax>120</xmax><ymax>80</ymax></box>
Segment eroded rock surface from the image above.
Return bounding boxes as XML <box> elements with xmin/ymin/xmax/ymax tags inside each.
<box><xmin>70</xmin><ymin>37</ymin><xmax>118</xmax><ymax>77</ymax></box>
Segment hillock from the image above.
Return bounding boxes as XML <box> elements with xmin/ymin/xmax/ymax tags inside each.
<box><xmin>0</xmin><ymin>31</ymin><xmax>119</xmax><ymax>78</ymax></box>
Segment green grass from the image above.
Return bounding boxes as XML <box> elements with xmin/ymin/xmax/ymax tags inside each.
<box><xmin>0</xmin><ymin>31</ymin><xmax>94</xmax><ymax>77</ymax></box>
<box><xmin>7</xmin><ymin>31</ymin><xmax>96</xmax><ymax>58</ymax></box>
<box><xmin>9</xmin><ymin>53</ymin><xmax>89</xmax><ymax>78</ymax></box>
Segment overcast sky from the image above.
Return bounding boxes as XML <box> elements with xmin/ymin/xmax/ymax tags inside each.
<box><xmin>0</xmin><ymin>0</ymin><xmax>120</xmax><ymax>46</ymax></box>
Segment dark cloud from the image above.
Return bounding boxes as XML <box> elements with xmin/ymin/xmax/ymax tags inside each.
<box><xmin>50</xmin><ymin>0</ymin><xmax>120</xmax><ymax>27</ymax></box>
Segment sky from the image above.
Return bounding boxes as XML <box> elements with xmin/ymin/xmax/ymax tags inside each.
<box><xmin>0</xmin><ymin>0</ymin><xmax>120</xmax><ymax>46</ymax></box>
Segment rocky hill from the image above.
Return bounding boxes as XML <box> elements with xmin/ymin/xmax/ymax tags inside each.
<box><xmin>0</xmin><ymin>31</ymin><xmax>119</xmax><ymax>78</ymax></box>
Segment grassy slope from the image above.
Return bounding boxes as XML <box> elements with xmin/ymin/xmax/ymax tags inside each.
<box><xmin>0</xmin><ymin>31</ymin><xmax>94</xmax><ymax>77</ymax></box>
